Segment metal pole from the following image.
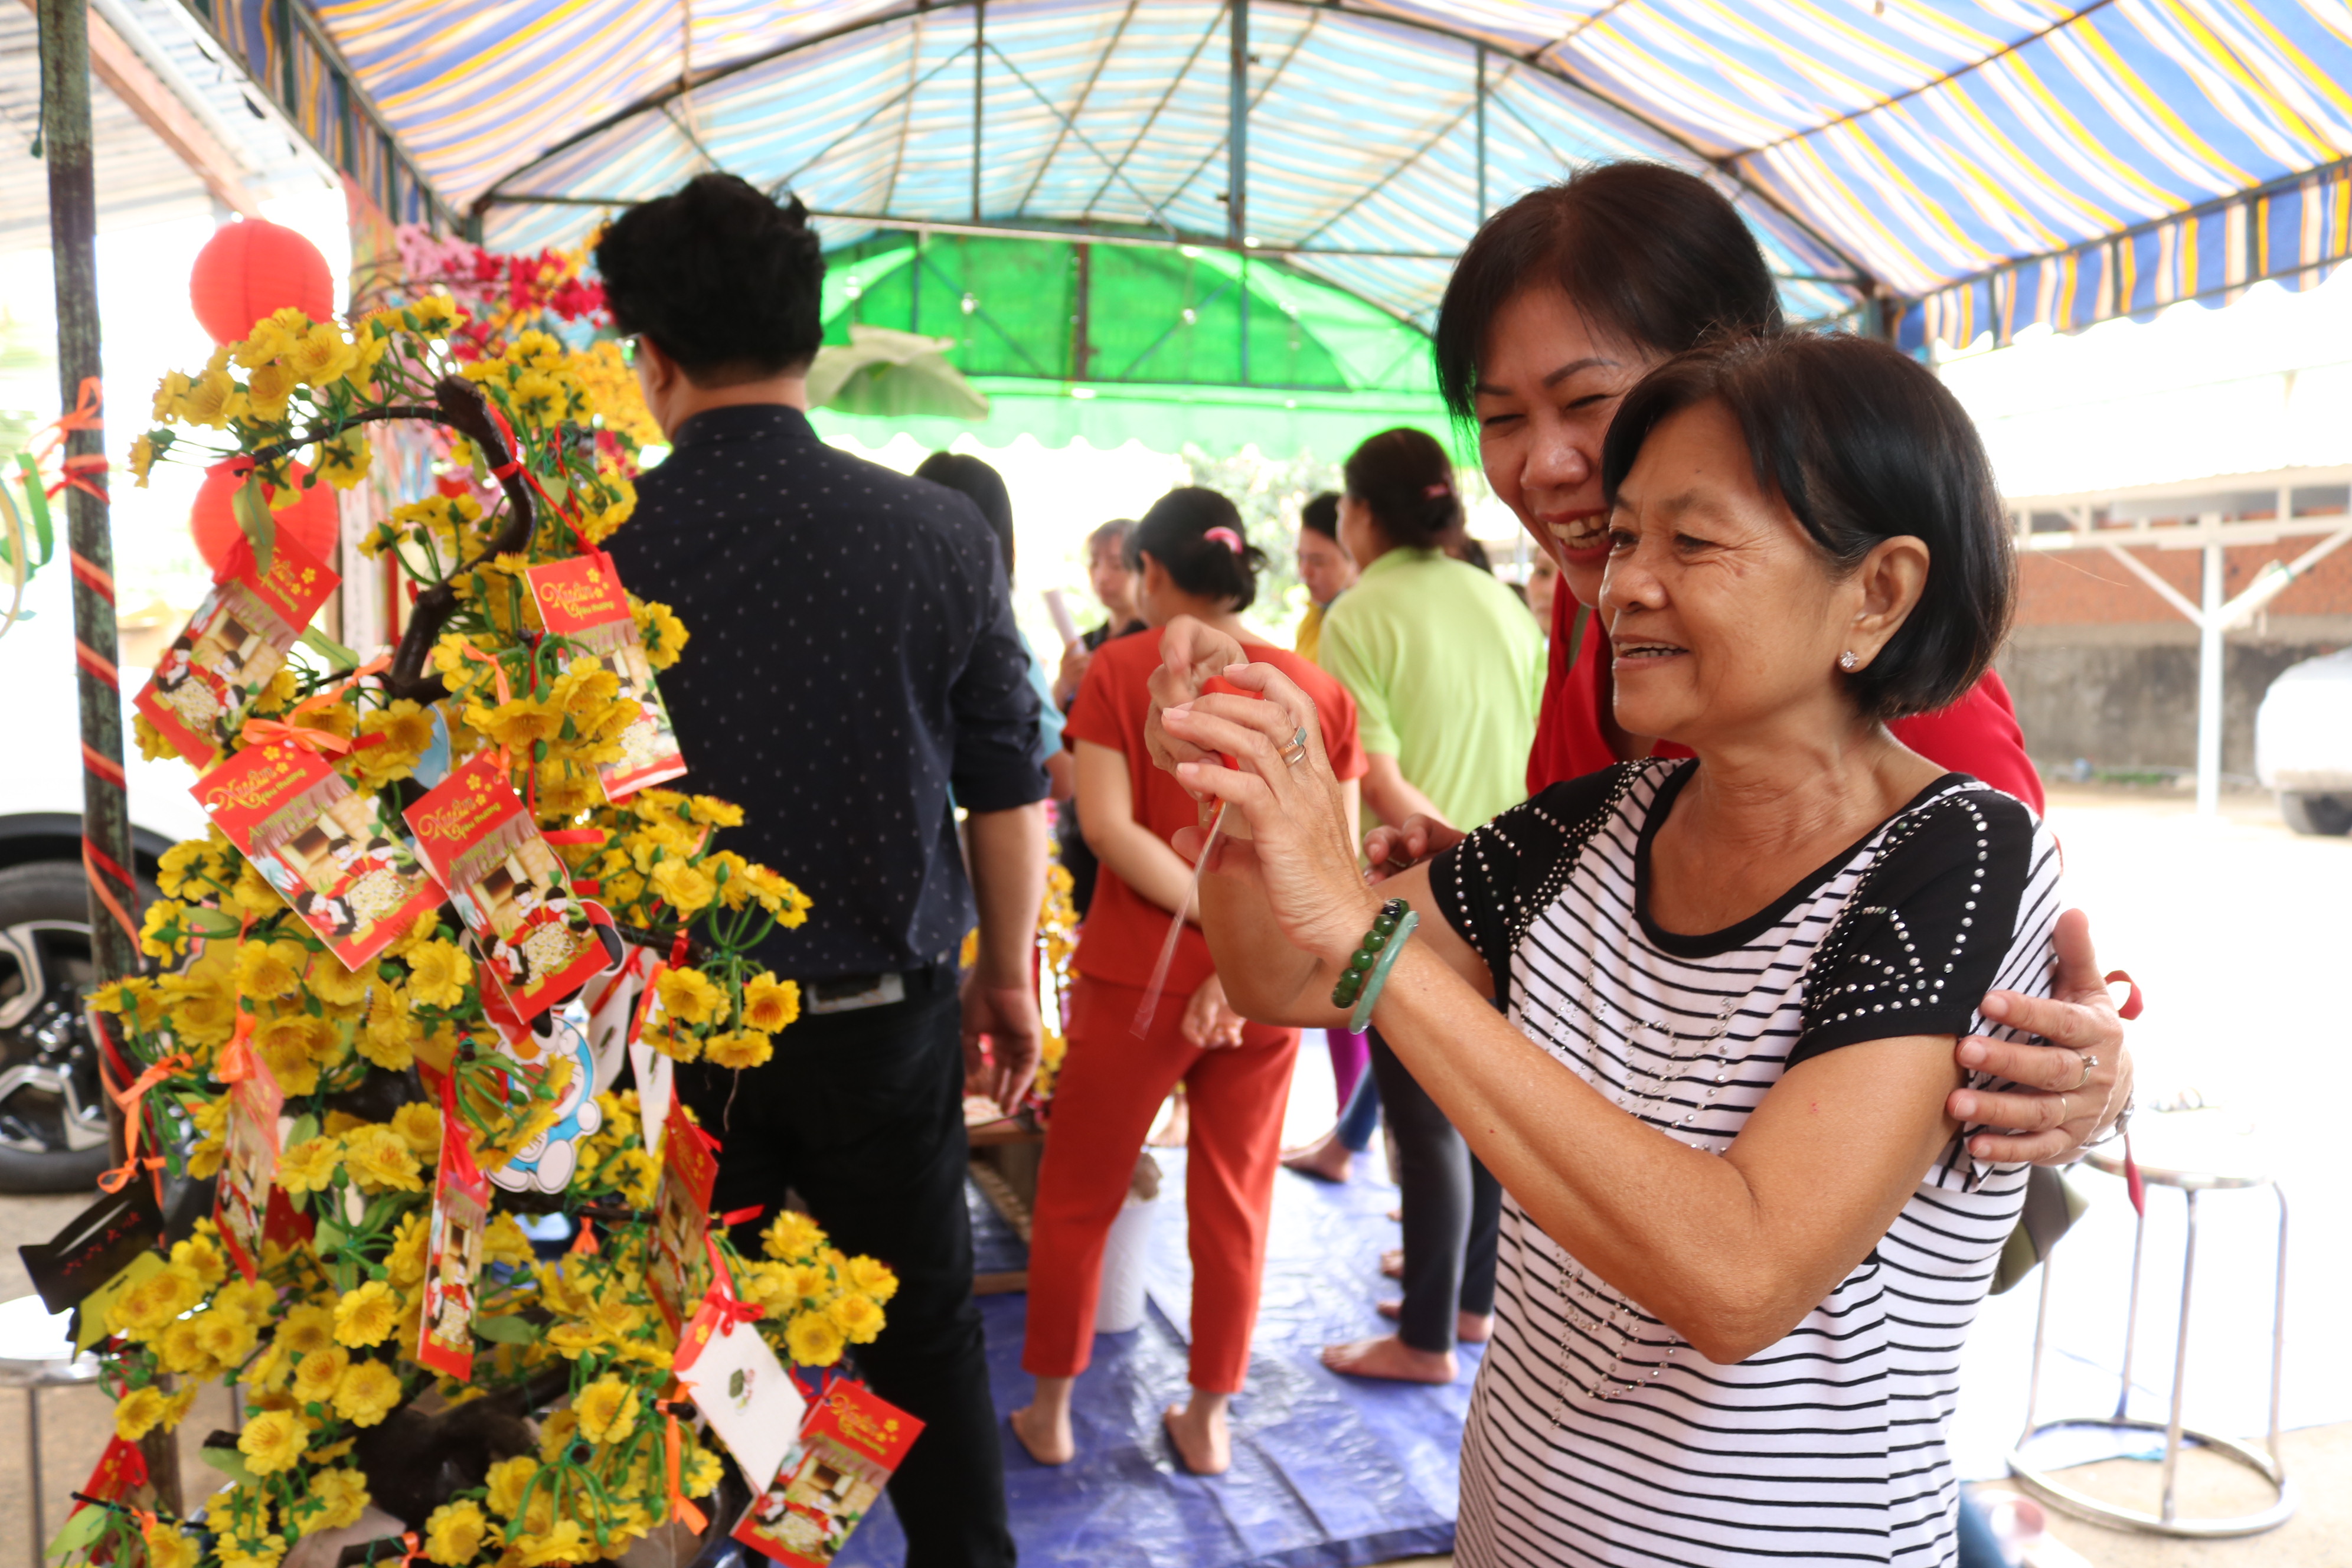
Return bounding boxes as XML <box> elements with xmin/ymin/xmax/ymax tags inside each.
<box><xmin>38</xmin><ymin>0</ymin><xmax>178</xmax><ymax>1515</ymax></box>
<box><xmin>2160</xmin><ymin>1188</ymin><xmax>2200</xmax><ymax>1525</ymax></box>
<box><xmin>2269</xmin><ymin>1187</ymin><xmax>2289</xmax><ymax>1474</ymax></box>
<box><xmin>1474</xmin><ymin>43</ymin><xmax>1487</xmax><ymax>226</ymax></box>
<box><xmin>2114</xmin><ymin>1187</ymin><xmax>2149</xmax><ymax>1420</ymax></box>
<box><xmin>1227</xmin><ymin>0</ymin><xmax>1247</xmax><ymax>248</ymax></box>
<box><xmin>2196</xmin><ymin>527</ymin><xmax>2224</xmax><ymax>815</ymax></box>
<box><xmin>970</xmin><ymin>0</ymin><xmax>984</xmax><ymax>222</ymax></box>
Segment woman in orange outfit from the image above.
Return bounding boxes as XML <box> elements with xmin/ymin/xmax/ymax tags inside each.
<box><xmin>1011</xmin><ymin>486</ymin><xmax>1366</xmax><ymax>1476</ymax></box>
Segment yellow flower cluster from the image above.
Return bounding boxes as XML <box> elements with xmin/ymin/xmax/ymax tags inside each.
<box><xmin>746</xmin><ymin>1209</ymin><xmax>896</xmax><ymax>1368</ymax></box>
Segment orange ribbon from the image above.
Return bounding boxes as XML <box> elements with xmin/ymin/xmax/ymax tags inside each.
<box><xmin>31</xmin><ymin>380</ymin><xmax>108</xmax><ymax>503</ymax></box>
<box><xmin>96</xmin><ymin>1050</ymin><xmax>192</xmax><ymax>1194</ymax></box>
<box><xmin>663</xmin><ymin>1409</ymin><xmax>708</xmax><ymax>1533</ymax></box>
<box><xmin>214</xmin><ymin>1011</ymin><xmax>257</xmax><ymax>1086</ymax></box>
<box><xmin>236</xmin><ymin>655</ymin><xmax>394</xmax><ymax>757</ymax></box>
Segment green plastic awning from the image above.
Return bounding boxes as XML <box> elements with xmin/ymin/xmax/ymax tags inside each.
<box><xmin>806</xmin><ymin>232</ymin><xmax>1446</xmax><ymax>455</ymax></box>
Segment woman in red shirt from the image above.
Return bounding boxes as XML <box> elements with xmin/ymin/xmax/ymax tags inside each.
<box><xmin>1012</xmin><ymin>488</ymin><xmax>1368</xmax><ymax>1476</ymax></box>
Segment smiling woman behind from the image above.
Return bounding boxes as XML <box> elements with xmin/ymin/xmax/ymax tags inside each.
<box><xmin>1155</xmin><ymin>331</ymin><xmax>2058</xmax><ymax>1566</ymax></box>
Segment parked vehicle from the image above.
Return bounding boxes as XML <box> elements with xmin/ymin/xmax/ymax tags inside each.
<box><xmin>2</xmin><ymin>599</ymin><xmax>208</xmax><ymax>1191</ymax></box>
<box><xmin>2255</xmin><ymin>648</ymin><xmax>2352</xmax><ymax>836</ymax></box>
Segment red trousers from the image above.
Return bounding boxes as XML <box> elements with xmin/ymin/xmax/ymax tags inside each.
<box><xmin>1023</xmin><ymin>974</ymin><xmax>1299</xmax><ymax>1394</ymax></box>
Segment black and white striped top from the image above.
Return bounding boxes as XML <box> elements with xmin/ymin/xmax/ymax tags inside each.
<box><xmin>1430</xmin><ymin>760</ymin><xmax>2060</xmax><ymax>1567</ymax></box>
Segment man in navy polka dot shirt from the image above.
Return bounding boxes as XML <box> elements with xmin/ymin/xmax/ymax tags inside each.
<box><xmin>600</xmin><ymin>176</ymin><xmax>1046</xmax><ymax>1567</ymax></box>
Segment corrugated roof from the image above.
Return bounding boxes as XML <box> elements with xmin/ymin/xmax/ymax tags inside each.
<box><xmin>295</xmin><ymin>0</ymin><xmax>2352</xmax><ymax>348</ymax></box>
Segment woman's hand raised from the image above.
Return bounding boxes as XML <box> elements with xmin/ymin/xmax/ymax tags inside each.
<box><xmin>1144</xmin><ymin>616</ymin><xmax>1248</xmax><ymax>780</ymax></box>
<box><xmin>1161</xmin><ymin>660</ymin><xmax>1378</xmax><ymax>966</ymax></box>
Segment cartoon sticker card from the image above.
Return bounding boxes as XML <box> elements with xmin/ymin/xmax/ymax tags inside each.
<box><xmin>733</xmin><ymin>1383</ymin><xmax>925</xmax><ymax>1567</ymax></box>
<box><xmin>406</xmin><ymin>752</ymin><xmax>610</xmax><ymax>1023</ymax></box>
<box><xmin>418</xmin><ymin>1111</ymin><xmax>491</xmax><ymax>1381</ymax></box>
<box><xmin>674</xmin><ymin>1285</ymin><xmax>805</xmax><ymax>1495</ymax></box>
<box><xmin>648</xmin><ymin>1100</ymin><xmax>718</xmax><ymax>1332</ymax></box>
<box><xmin>195</xmin><ymin>741</ymin><xmax>446</xmax><ymax>972</ymax></box>
<box><xmin>215</xmin><ymin>1058</ymin><xmax>285</xmax><ymax>1283</ymax></box>
<box><xmin>522</xmin><ymin>556</ymin><xmax>687</xmax><ymax>800</ymax></box>
<box><xmin>135</xmin><ymin>535</ymin><xmax>338</xmax><ymax>766</ymax></box>
<box><xmin>482</xmin><ymin>1017</ymin><xmax>603</xmax><ymax>1197</ymax></box>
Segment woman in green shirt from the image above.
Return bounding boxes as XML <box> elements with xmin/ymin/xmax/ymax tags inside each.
<box><xmin>1315</xmin><ymin>427</ymin><xmax>1547</xmax><ymax>1383</ymax></box>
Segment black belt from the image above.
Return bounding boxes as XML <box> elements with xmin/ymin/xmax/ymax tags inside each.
<box><xmin>802</xmin><ymin>960</ymin><xmax>956</xmax><ymax>1015</ymax></box>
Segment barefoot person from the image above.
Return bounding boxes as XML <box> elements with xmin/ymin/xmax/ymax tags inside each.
<box><xmin>1308</xmin><ymin>429</ymin><xmax>1545</xmax><ymax>1387</ymax></box>
<box><xmin>1010</xmin><ymin>489</ymin><xmax>1366</xmax><ymax>1476</ymax></box>
<box><xmin>1160</xmin><ymin>331</ymin><xmax>2067</xmax><ymax>1562</ymax></box>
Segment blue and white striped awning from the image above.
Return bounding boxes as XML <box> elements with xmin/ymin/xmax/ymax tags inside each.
<box><xmin>279</xmin><ymin>0</ymin><xmax>2352</xmax><ymax>349</ymax></box>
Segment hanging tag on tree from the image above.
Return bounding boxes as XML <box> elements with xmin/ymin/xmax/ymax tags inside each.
<box><xmin>521</xmin><ymin>557</ymin><xmax>688</xmax><ymax>799</ymax></box>
<box><xmin>407</xmin><ymin>752</ymin><xmax>614</xmax><ymax>1021</ymax></box>
<box><xmin>649</xmin><ymin>1100</ymin><xmax>720</xmax><ymax>1331</ymax></box>
<box><xmin>194</xmin><ymin>740</ymin><xmax>447</xmax><ymax>971</ymax></box>
<box><xmin>418</xmin><ymin>1096</ymin><xmax>491</xmax><ymax>1380</ymax></box>
<box><xmin>214</xmin><ymin>1053</ymin><xmax>286</xmax><ymax>1282</ymax></box>
<box><xmin>674</xmin><ymin>1273</ymin><xmax>803</xmax><ymax>1497</ymax></box>
<box><xmin>135</xmin><ymin>534</ymin><xmax>338</xmax><ymax>766</ymax></box>
<box><xmin>629</xmin><ymin>961</ymin><xmax>681</xmax><ymax>1157</ymax></box>
<box><xmin>733</xmin><ymin>1381</ymin><xmax>925</xmax><ymax>1567</ymax></box>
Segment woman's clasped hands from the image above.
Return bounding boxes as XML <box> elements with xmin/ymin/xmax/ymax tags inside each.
<box><xmin>1152</xmin><ymin>639</ymin><xmax>1374</xmax><ymax>971</ymax></box>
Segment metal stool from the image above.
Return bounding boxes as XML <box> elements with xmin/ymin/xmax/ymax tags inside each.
<box><xmin>0</xmin><ymin>1295</ymin><xmax>102</xmax><ymax>1566</ymax></box>
<box><xmin>2007</xmin><ymin>1112</ymin><xmax>2293</xmax><ymax>1537</ymax></box>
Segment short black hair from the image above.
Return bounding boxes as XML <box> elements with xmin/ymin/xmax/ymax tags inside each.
<box><xmin>915</xmin><ymin>451</ymin><xmax>1013</xmax><ymax>576</ymax></box>
<box><xmin>1434</xmin><ymin>162</ymin><xmax>1783</xmax><ymax>423</ymax></box>
<box><xmin>594</xmin><ymin>174</ymin><xmax>825</xmax><ymax>382</ymax></box>
<box><xmin>1298</xmin><ymin>491</ymin><xmax>1341</xmax><ymax>542</ymax></box>
<box><xmin>1088</xmin><ymin>518</ymin><xmax>1136</xmax><ymax>557</ymax></box>
<box><xmin>1128</xmin><ymin>487</ymin><xmax>1266</xmax><ymax>613</ymax></box>
<box><xmin>1600</xmin><ymin>331</ymin><xmax>2014</xmax><ymax>722</ymax></box>
<box><xmin>1343</xmin><ymin>428</ymin><xmax>1461</xmax><ymax>551</ymax></box>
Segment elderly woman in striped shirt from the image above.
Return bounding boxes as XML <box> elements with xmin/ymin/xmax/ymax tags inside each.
<box><xmin>1157</xmin><ymin>330</ymin><xmax>2060</xmax><ymax>1567</ymax></box>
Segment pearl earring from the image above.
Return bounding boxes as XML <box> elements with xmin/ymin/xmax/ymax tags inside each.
<box><xmin>1838</xmin><ymin>650</ymin><xmax>1858</xmax><ymax>671</ymax></box>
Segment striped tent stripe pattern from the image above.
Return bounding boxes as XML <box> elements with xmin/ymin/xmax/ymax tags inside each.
<box><xmin>283</xmin><ymin>0</ymin><xmax>2352</xmax><ymax>347</ymax></box>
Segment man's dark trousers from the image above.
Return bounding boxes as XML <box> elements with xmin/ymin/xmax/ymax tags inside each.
<box><xmin>680</xmin><ymin>970</ymin><xmax>1015</xmax><ymax>1567</ymax></box>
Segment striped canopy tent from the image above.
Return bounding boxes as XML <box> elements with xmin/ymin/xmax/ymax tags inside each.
<box><xmin>236</xmin><ymin>0</ymin><xmax>2351</xmax><ymax>384</ymax></box>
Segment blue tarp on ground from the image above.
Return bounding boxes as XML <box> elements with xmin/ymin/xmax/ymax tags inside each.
<box><xmin>839</xmin><ymin>1151</ymin><xmax>1474</xmax><ymax>1568</ymax></box>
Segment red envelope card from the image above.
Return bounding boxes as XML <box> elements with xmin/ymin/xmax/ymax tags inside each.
<box><xmin>418</xmin><ymin>1113</ymin><xmax>490</xmax><ymax>1380</ymax></box>
<box><xmin>733</xmin><ymin>1382</ymin><xmax>924</xmax><ymax>1567</ymax></box>
<box><xmin>675</xmin><ymin>1286</ymin><xmax>805</xmax><ymax>1492</ymax></box>
<box><xmin>215</xmin><ymin>1059</ymin><xmax>285</xmax><ymax>1283</ymax></box>
<box><xmin>405</xmin><ymin>752</ymin><xmax>608</xmax><ymax>1021</ymax></box>
<box><xmin>194</xmin><ymin>741</ymin><xmax>446</xmax><ymax>971</ymax></box>
<box><xmin>136</xmin><ymin>535</ymin><xmax>338</xmax><ymax>766</ymax></box>
<box><xmin>521</xmin><ymin>556</ymin><xmax>687</xmax><ymax>799</ymax></box>
<box><xmin>649</xmin><ymin>1100</ymin><xmax>718</xmax><ymax>1331</ymax></box>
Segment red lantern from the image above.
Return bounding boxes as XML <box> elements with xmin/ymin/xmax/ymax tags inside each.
<box><xmin>189</xmin><ymin>220</ymin><xmax>334</xmax><ymax>344</ymax></box>
<box><xmin>191</xmin><ymin>459</ymin><xmax>341</xmax><ymax>574</ymax></box>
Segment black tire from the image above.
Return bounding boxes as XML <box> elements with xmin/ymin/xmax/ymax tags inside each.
<box><xmin>2280</xmin><ymin>792</ymin><xmax>2352</xmax><ymax>836</ymax></box>
<box><xmin>0</xmin><ymin>860</ymin><xmax>151</xmax><ymax>1193</ymax></box>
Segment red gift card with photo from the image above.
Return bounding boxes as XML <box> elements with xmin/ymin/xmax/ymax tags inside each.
<box><xmin>136</xmin><ymin>535</ymin><xmax>338</xmax><ymax>766</ymax></box>
<box><xmin>648</xmin><ymin>1100</ymin><xmax>718</xmax><ymax>1332</ymax></box>
<box><xmin>194</xmin><ymin>741</ymin><xmax>446</xmax><ymax>972</ymax></box>
<box><xmin>418</xmin><ymin>1105</ymin><xmax>490</xmax><ymax>1380</ymax></box>
<box><xmin>733</xmin><ymin>1382</ymin><xmax>925</xmax><ymax>1567</ymax></box>
<box><xmin>405</xmin><ymin>752</ymin><xmax>609</xmax><ymax>1021</ymax></box>
<box><xmin>215</xmin><ymin>1056</ymin><xmax>285</xmax><ymax>1283</ymax></box>
<box><xmin>522</xmin><ymin>556</ymin><xmax>687</xmax><ymax>800</ymax></box>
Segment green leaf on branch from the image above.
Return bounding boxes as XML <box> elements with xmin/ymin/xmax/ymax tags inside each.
<box><xmin>200</xmin><ymin>1443</ymin><xmax>256</xmax><ymax>1485</ymax></box>
<box><xmin>179</xmin><ymin>909</ymin><xmax>241</xmax><ymax>938</ymax></box>
<box><xmin>231</xmin><ymin>473</ymin><xmax>276</xmax><ymax>574</ymax></box>
<box><xmin>473</xmin><ymin>1313</ymin><xmax>540</xmax><ymax>1345</ymax></box>
<box><xmin>44</xmin><ymin>1502</ymin><xmax>107</xmax><ymax>1560</ymax></box>
<box><xmin>299</xmin><ymin>627</ymin><xmax>362</xmax><ymax>672</ymax></box>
